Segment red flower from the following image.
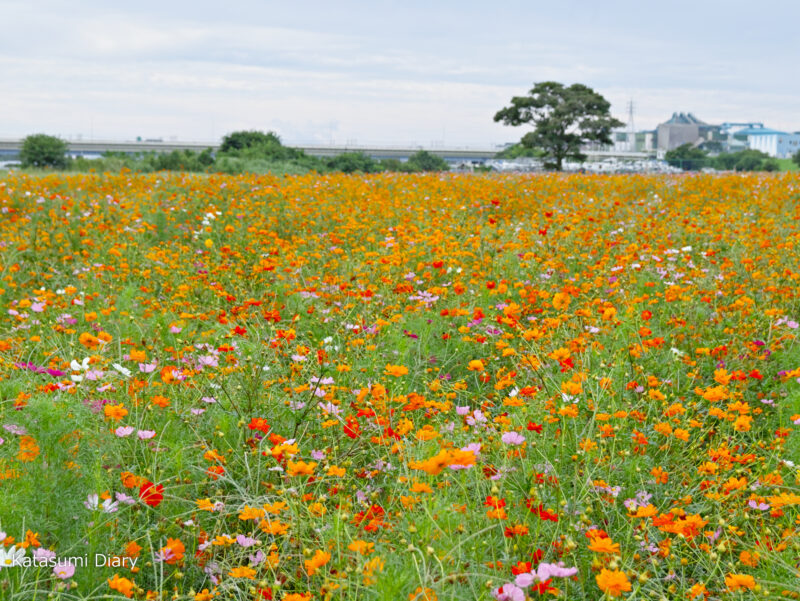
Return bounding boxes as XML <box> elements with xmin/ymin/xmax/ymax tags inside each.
<box><xmin>526</xmin><ymin>500</ymin><xmax>558</xmax><ymax>522</ymax></box>
<box><xmin>207</xmin><ymin>465</ymin><xmax>225</xmax><ymax>480</ymax></box>
<box><xmin>139</xmin><ymin>481</ymin><xmax>164</xmax><ymax>507</ymax></box>
<box><xmin>527</xmin><ymin>422</ymin><xmax>543</xmax><ymax>433</ymax></box>
<box><xmin>343</xmin><ymin>417</ymin><xmax>360</xmax><ymax>439</ymax></box>
<box><xmin>352</xmin><ymin>504</ymin><xmax>387</xmax><ymax>531</ymax></box>
<box><xmin>511</xmin><ymin>561</ymin><xmax>532</xmax><ymax>575</ymax></box>
<box><xmin>248</xmin><ymin>417</ymin><xmax>270</xmax><ymax>433</ymax></box>
<box><xmin>484</xmin><ymin>496</ymin><xmax>506</xmax><ymax>509</ymax></box>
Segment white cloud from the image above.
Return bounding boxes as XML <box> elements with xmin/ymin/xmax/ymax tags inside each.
<box><xmin>1</xmin><ymin>0</ymin><xmax>798</xmax><ymax>143</ymax></box>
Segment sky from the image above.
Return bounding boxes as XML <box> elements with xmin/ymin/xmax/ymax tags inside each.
<box><xmin>2</xmin><ymin>0</ymin><xmax>798</xmax><ymax>147</ymax></box>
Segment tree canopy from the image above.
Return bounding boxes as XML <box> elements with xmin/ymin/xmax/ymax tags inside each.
<box><xmin>494</xmin><ymin>82</ymin><xmax>623</xmax><ymax>171</ymax></box>
<box><xmin>219</xmin><ymin>130</ymin><xmax>283</xmax><ymax>153</ymax></box>
<box><xmin>664</xmin><ymin>144</ymin><xmax>709</xmax><ymax>171</ymax></box>
<box><xmin>406</xmin><ymin>150</ymin><xmax>450</xmax><ymax>172</ymax></box>
<box><xmin>666</xmin><ymin>145</ymin><xmax>780</xmax><ymax>172</ymax></box>
<box><xmin>19</xmin><ymin>134</ymin><xmax>69</xmax><ymax>169</ymax></box>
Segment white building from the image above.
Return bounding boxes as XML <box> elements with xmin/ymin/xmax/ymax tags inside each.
<box><xmin>740</xmin><ymin>127</ymin><xmax>800</xmax><ymax>158</ymax></box>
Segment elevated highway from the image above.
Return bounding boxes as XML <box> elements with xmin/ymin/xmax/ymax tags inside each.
<box><xmin>0</xmin><ymin>138</ymin><xmax>654</xmax><ymax>163</ymax></box>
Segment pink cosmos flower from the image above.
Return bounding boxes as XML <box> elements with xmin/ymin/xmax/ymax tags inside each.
<box><xmin>236</xmin><ymin>535</ymin><xmax>257</xmax><ymax>547</ymax></box>
<box><xmin>493</xmin><ymin>583</ymin><xmax>525</xmax><ymax>601</ymax></box>
<box><xmin>501</xmin><ymin>431</ymin><xmax>525</xmax><ymax>445</ymax></box>
<box><xmin>84</xmin><ymin>369</ymin><xmax>104</xmax><ymax>381</ymax></box>
<box><xmin>515</xmin><ymin>562</ymin><xmax>578</xmax><ymax>587</ymax></box>
<box><xmin>197</xmin><ymin>355</ymin><xmax>218</xmax><ymax>368</ymax></box>
<box><xmin>53</xmin><ymin>563</ymin><xmax>75</xmax><ymax>579</ymax></box>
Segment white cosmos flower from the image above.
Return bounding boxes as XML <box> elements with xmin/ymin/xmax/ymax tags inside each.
<box><xmin>101</xmin><ymin>498</ymin><xmax>119</xmax><ymax>513</ymax></box>
<box><xmin>70</xmin><ymin>357</ymin><xmax>92</xmax><ymax>382</ymax></box>
<box><xmin>70</xmin><ymin>357</ymin><xmax>90</xmax><ymax>371</ymax></box>
<box><xmin>112</xmin><ymin>363</ymin><xmax>132</xmax><ymax>378</ymax></box>
<box><xmin>0</xmin><ymin>545</ymin><xmax>25</xmax><ymax>569</ymax></box>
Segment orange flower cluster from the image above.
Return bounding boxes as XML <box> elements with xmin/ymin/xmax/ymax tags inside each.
<box><xmin>1</xmin><ymin>172</ymin><xmax>799</xmax><ymax>599</ymax></box>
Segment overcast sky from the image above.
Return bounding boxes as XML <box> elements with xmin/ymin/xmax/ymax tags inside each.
<box><xmin>2</xmin><ymin>0</ymin><xmax>798</xmax><ymax>147</ymax></box>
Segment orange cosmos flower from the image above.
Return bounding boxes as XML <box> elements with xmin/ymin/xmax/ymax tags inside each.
<box><xmin>588</xmin><ymin>536</ymin><xmax>621</xmax><ymax>554</ymax></box>
<box><xmin>229</xmin><ymin>566</ymin><xmax>256</xmax><ymax>579</ymax></box>
<box><xmin>287</xmin><ymin>460</ymin><xmax>317</xmax><ymax>477</ymax></box>
<box><xmin>17</xmin><ymin>436</ymin><xmax>40</xmax><ymax>462</ymax></box>
<box><xmin>409</xmin><ymin>587</ymin><xmax>438</xmax><ymax>601</ymax></box>
<box><xmin>160</xmin><ymin>365</ymin><xmax>180</xmax><ymax>383</ymax></box>
<box><xmin>121</xmin><ymin>471</ymin><xmax>145</xmax><ymax>489</ymax></box>
<box><xmin>724</xmin><ymin>573</ymin><xmax>756</xmax><ymax>591</ymax></box>
<box><xmin>384</xmin><ymin>364</ymin><xmax>408</xmax><ymax>377</ymax></box>
<box><xmin>258</xmin><ymin>519</ymin><xmax>289</xmax><ymax>535</ymax></box>
<box><xmin>596</xmin><ymin>568</ymin><xmax>631</xmax><ymax>597</ymax></box>
<box><xmin>304</xmin><ymin>549</ymin><xmax>331</xmax><ymax>576</ymax></box>
<box><xmin>158</xmin><ymin>538</ymin><xmax>185</xmax><ymax>564</ymax></box>
<box><xmin>552</xmin><ymin>292</ymin><xmax>571</xmax><ymax>311</ymax></box>
<box><xmin>103</xmin><ymin>403</ymin><xmax>128</xmax><ymax>421</ymax></box>
<box><xmin>108</xmin><ymin>574</ymin><xmax>135</xmax><ymax>598</ymax></box>
<box><xmin>348</xmin><ymin>540</ymin><xmax>374</xmax><ymax>555</ymax></box>
<box><xmin>79</xmin><ymin>332</ymin><xmax>100</xmax><ymax>348</ymax></box>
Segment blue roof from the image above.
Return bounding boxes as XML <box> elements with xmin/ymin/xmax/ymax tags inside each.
<box><xmin>738</xmin><ymin>127</ymin><xmax>788</xmax><ymax>136</ymax></box>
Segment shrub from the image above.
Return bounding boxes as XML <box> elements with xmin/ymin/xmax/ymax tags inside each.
<box><xmin>19</xmin><ymin>134</ymin><xmax>69</xmax><ymax>169</ymax></box>
<box><xmin>406</xmin><ymin>150</ymin><xmax>450</xmax><ymax>172</ymax></box>
<box><xmin>325</xmin><ymin>152</ymin><xmax>380</xmax><ymax>173</ymax></box>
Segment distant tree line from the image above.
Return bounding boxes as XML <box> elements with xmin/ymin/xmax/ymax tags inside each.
<box><xmin>11</xmin><ymin>131</ymin><xmax>451</xmax><ymax>175</ymax></box>
<box><xmin>13</xmin><ymin>129</ymin><xmax>800</xmax><ymax>176</ymax></box>
<box><xmin>664</xmin><ymin>143</ymin><xmax>792</xmax><ymax>172</ymax></box>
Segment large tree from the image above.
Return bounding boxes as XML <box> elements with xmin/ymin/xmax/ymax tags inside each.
<box><xmin>494</xmin><ymin>82</ymin><xmax>623</xmax><ymax>171</ymax></box>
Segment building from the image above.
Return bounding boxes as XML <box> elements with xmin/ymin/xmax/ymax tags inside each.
<box><xmin>656</xmin><ymin>113</ymin><xmax>719</xmax><ymax>151</ymax></box>
<box><xmin>739</xmin><ymin>127</ymin><xmax>800</xmax><ymax>158</ymax></box>
<box><xmin>608</xmin><ymin>130</ymin><xmax>656</xmax><ymax>153</ymax></box>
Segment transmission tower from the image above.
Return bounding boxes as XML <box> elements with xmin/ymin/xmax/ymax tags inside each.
<box><xmin>626</xmin><ymin>100</ymin><xmax>636</xmax><ymax>152</ymax></box>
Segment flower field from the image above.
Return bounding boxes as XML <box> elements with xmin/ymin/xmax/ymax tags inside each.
<box><xmin>1</xmin><ymin>171</ymin><xmax>799</xmax><ymax>600</ymax></box>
